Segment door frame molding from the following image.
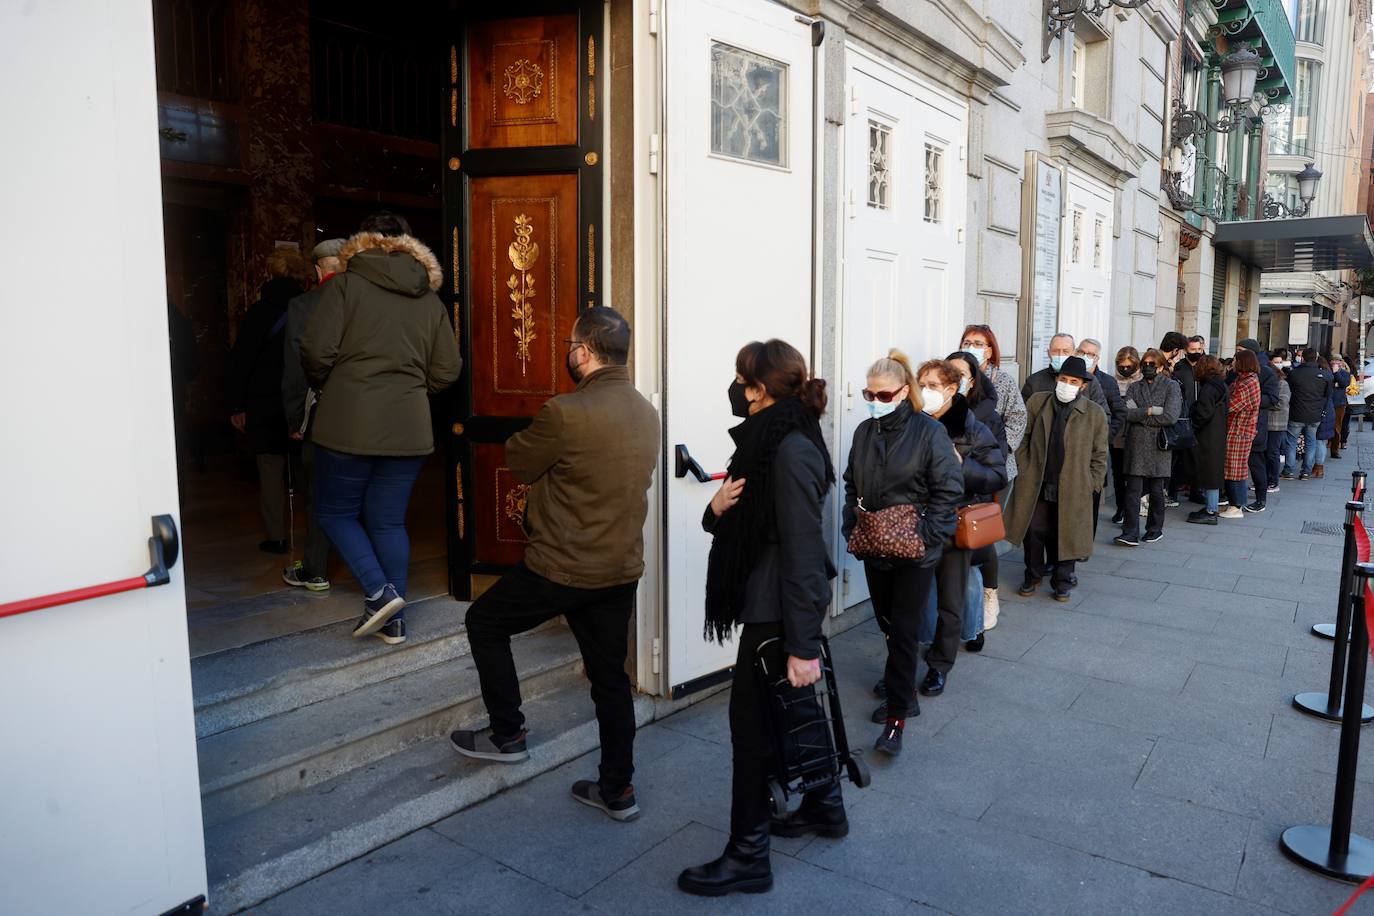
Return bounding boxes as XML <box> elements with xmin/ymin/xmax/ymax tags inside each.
<box><xmin>442</xmin><ymin>0</ymin><xmax>605</xmax><ymax>598</ymax></box>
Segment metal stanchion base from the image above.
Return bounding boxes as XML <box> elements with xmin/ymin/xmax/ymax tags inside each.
<box><xmin>1281</xmin><ymin>825</ymin><xmax>1374</xmax><ymax>883</ymax></box>
<box><xmin>1293</xmin><ymin>692</ymin><xmax>1374</xmax><ymax>723</ymax></box>
<box><xmin>1313</xmin><ymin>623</ymin><xmax>1339</xmax><ymax>640</ymax></box>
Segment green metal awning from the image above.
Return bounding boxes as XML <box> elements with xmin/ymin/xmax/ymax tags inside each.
<box><xmin>1213</xmin><ymin>216</ymin><xmax>1374</xmax><ymax>272</ymax></box>
<box><xmin>1211</xmin><ymin>0</ymin><xmax>1296</xmax><ymax>106</ymax></box>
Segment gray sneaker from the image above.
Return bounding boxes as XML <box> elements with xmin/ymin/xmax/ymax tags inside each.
<box><xmin>352</xmin><ymin>584</ymin><xmax>404</xmax><ymax>638</ymax></box>
<box><xmin>450</xmin><ymin>727</ymin><xmax>529</xmax><ymax>763</ymax></box>
<box><xmin>571</xmin><ymin>780</ymin><xmax>640</xmax><ymax>822</ymax></box>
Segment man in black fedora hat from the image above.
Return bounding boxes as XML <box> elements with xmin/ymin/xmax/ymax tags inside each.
<box><xmin>1004</xmin><ymin>356</ymin><xmax>1109</xmax><ymax>603</ymax></box>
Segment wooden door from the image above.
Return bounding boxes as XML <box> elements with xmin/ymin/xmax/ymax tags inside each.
<box><xmin>444</xmin><ymin>2</ymin><xmax>602</xmax><ymax>598</ymax></box>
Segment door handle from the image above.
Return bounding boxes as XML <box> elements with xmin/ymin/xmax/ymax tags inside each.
<box><xmin>0</xmin><ymin>515</ymin><xmax>180</xmax><ymax>620</ymax></box>
<box><xmin>674</xmin><ymin>444</ymin><xmax>727</xmax><ymax>483</ymax></box>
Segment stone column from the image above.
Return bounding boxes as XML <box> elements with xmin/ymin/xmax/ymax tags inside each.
<box><xmin>1177</xmin><ymin>226</ymin><xmax>1211</xmax><ymax>339</ymax></box>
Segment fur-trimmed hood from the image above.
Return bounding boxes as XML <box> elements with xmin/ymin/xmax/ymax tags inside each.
<box><xmin>338</xmin><ymin>231</ymin><xmax>443</xmax><ymax>295</ymax></box>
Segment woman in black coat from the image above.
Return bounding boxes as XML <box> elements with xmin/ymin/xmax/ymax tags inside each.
<box><xmin>919</xmin><ymin>359</ymin><xmax>1008</xmax><ymax>691</ymax></box>
<box><xmin>948</xmin><ymin>351</ymin><xmax>1008</xmax><ymax>643</ymax></box>
<box><xmin>679</xmin><ymin>340</ymin><xmax>837</xmax><ymax>898</ymax></box>
<box><xmin>842</xmin><ymin>350</ymin><xmax>963</xmax><ymax>757</ymax></box>
<box><xmin>1187</xmin><ymin>354</ymin><xmax>1228</xmax><ymax>525</ymax></box>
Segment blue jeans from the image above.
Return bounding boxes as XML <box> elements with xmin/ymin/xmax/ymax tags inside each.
<box><xmin>1286</xmin><ymin>421</ymin><xmax>1319</xmax><ymax>475</ymax></box>
<box><xmin>314</xmin><ymin>447</ymin><xmax>425</xmax><ymax>612</ymax></box>
<box><xmin>1225</xmin><ymin>478</ymin><xmax>1250</xmax><ymax>509</ymax></box>
<box><xmin>1204</xmin><ymin>488</ymin><xmax>1219</xmax><ymax>513</ymax></box>
<box><xmin>962</xmin><ymin>564</ymin><xmax>984</xmax><ymax>641</ymax></box>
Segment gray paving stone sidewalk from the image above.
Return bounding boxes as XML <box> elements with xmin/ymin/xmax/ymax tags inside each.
<box><xmin>251</xmin><ymin>429</ymin><xmax>1374</xmax><ymax>916</ymax></box>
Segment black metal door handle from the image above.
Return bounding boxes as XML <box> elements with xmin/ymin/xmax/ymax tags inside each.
<box><xmin>675</xmin><ymin>444</ymin><xmax>726</xmax><ymax>482</ymax></box>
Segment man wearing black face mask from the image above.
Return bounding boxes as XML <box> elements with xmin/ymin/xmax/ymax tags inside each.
<box><xmin>454</xmin><ymin>308</ymin><xmax>661</xmax><ymax>823</ymax></box>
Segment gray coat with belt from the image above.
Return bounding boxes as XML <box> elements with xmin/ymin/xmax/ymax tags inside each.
<box><xmin>1121</xmin><ymin>376</ymin><xmax>1182</xmax><ymax>478</ymax></box>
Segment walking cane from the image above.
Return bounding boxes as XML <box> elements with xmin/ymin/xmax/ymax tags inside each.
<box><xmin>285</xmin><ymin>448</ymin><xmax>296</xmax><ymax>567</ymax></box>
<box><xmin>1314</xmin><ymin>471</ymin><xmax>1367</xmax><ymax>642</ymax></box>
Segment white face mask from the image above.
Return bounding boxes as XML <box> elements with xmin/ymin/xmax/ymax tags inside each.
<box><xmin>868</xmin><ymin>400</ymin><xmax>898</xmax><ymax>420</ymax></box>
<box><xmin>1281</xmin><ymin>361</ymin><xmax>1292</xmax><ymax>369</ymax></box>
<box><xmin>963</xmin><ymin>346</ymin><xmax>986</xmax><ymax>366</ymax></box>
<box><xmin>1055</xmin><ymin>380</ymin><xmax>1079</xmax><ymax>403</ymax></box>
<box><xmin>920</xmin><ymin>388</ymin><xmax>950</xmax><ymax>415</ymax></box>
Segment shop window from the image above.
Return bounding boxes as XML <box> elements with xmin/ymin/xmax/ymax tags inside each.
<box><xmin>868</xmin><ymin>121</ymin><xmax>891</xmax><ymax>209</ymax></box>
<box><xmin>709</xmin><ymin>42</ymin><xmax>787</xmax><ymax>167</ymax></box>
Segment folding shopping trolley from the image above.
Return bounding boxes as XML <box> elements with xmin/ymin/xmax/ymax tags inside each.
<box><xmin>754</xmin><ymin>635</ymin><xmax>871</xmax><ymax>815</ymax></box>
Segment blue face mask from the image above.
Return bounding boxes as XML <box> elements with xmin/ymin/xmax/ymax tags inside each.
<box><xmin>958</xmin><ymin>378</ymin><xmax>971</xmax><ymax>396</ymax></box>
<box><xmin>962</xmin><ymin>346</ymin><xmax>986</xmax><ymax>366</ymax></box>
<box><xmin>1050</xmin><ymin>354</ymin><xmax>1067</xmax><ymax>372</ymax></box>
<box><xmin>868</xmin><ymin>400</ymin><xmax>898</xmax><ymax>420</ymax></box>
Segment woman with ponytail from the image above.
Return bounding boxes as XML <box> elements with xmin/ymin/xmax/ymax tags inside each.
<box><xmin>679</xmin><ymin>339</ymin><xmax>839</xmax><ymax>898</ymax></box>
<box><xmin>843</xmin><ymin>349</ymin><xmax>962</xmax><ymax>757</ymax></box>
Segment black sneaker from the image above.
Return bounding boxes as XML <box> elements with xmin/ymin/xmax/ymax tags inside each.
<box><xmin>1300</xmin><ymin>472</ymin><xmax>1311</xmax><ymax>480</ymax></box>
<box><xmin>1142</xmin><ymin>531</ymin><xmax>1164</xmax><ymax>543</ymax></box>
<box><xmin>450</xmin><ymin>727</ymin><xmax>529</xmax><ymax>763</ymax></box>
<box><xmin>965</xmin><ymin>633</ymin><xmax>985</xmax><ymax>652</ymax></box>
<box><xmin>374</xmin><ymin>617</ymin><xmax>406</xmax><ymax>645</ymax></box>
<box><xmin>1113</xmin><ymin>535</ymin><xmax>1140</xmax><ymax>547</ymax></box>
<box><xmin>1244</xmin><ymin>502</ymin><xmax>1266</xmax><ymax>514</ymax></box>
<box><xmin>571</xmin><ymin>780</ymin><xmax>640</xmax><ymax>822</ymax></box>
<box><xmin>352</xmin><ymin>584</ymin><xmax>404</xmax><ymax>638</ymax></box>
<box><xmin>1164</xmin><ymin>497</ymin><xmax>1180</xmax><ymax>509</ymax></box>
<box><xmin>871</xmin><ymin>678</ymin><xmax>887</xmax><ymax>699</ymax></box>
<box><xmin>874</xmin><ymin>719</ymin><xmax>904</xmax><ymax>756</ymax></box>
<box><xmin>871</xmin><ymin>698</ymin><xmax>919</xmax><ymax>724</ymax></box>
<box><xmin>919</xmin><ymin>669</ymin><xmax>946</xmax><ymax>697</ymax></box>
<box><xmin>1017</xmin><ymin>577</ymin><xmax>1041</xmax><ymax>597</ymax></box>
<box><xmin>1110</xmin><ymin>510</ymin><xmax>1125</xmax><ymax>524</ymax></box>
<box><xmin>258</xmin><ymin>539</ymin><xmax>289</xmax><ymax>555</ymax></box>
<box><xmin>1280</xmin><ymin>470</ymin><xmax>1294</xmax><ymax>480</ymax></box>
<box><xmin>1217</xmin><ymin>497</ymin><xmax>1230</xmax><ymax>506</ymax></box>
<box><xmin>283</xmin><ymin>561</ymin><xmax>331</xmax><ymax>591</ymax></box>
<box><xmin>1186</xmin><ymin>509</ymin><xmax>1218</xmax><ymax>526</ymax></box>
<box><xmin>1268</xmin><ymin>483</ymin><xmax>1280</xmax><ymax>493</ymax></box>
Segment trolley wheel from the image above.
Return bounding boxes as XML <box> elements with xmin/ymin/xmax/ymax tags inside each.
<box><xmin>768</xmin><ymin>779</ymin><xmax>788</xmax><ymax>816</ymax></box>
<box><xmin>846</xmin><ymin>753</ymin><xmax>872</xmax><ymax>789</ymax></box>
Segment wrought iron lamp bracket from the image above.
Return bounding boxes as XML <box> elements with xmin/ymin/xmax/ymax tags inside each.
<box><xmin>1044</xmin><ymin>0</ymin><xmax>1151</xmax><ymax>60</ymax></box>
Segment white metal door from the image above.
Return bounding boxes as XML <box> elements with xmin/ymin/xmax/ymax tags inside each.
<box><xmin>0</xmin><ymin>4</ymin><xmax>207</xmax><ymax>914</ymax></box>
<box><xmin>1059</xmin><ymin>167</ymin><xmax>1113</xmax><ymax>354</ymax></box>
<box><xmin>836</xmin><ymin>49</ymin><xmax>967</xmax><ymax>610</ymax></box>
<box><xmin>663</xmin><ymin>0</ymin><xmax>815</xmax><ymax>694</ymax></box>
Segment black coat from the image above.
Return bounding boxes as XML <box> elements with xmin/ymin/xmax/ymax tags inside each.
<box><xmin>968</xmin><ymin>376</ymin><xmax>1009</xmax><ymax>457</ymax></box>
<box><xmin>842</xmin><ymin>399</ymin><xmax>963</xmax><ymax>568</ymax></box>
<box><xmin>229</xmin><ymin>276</ymin><xmax>303</xmax><ymax>453</ymax></box>
<box><xmin>703</xmin><ymin>430</ymin><xmax>834</xmax><ymax>659</ymax></box>
<box><xmin>937</xmin><ymin>395</ymin><xmax>1008</xmax><ymax>507</ymax></box>
<box><xmin>1288</xmin><ymin>363</ymin><xmax>1333</xmax><ymax>425</ymax></box>
<box><xmin>1190</xmin><ymin>376</ymin><xmax>1228</xmax><ymax>490</ymax></box>
<box><xmin>1094</xmin><ymin>368</ymin><xmax>1126</xmax><ymax>445</ymax></box>
<box><xmin>1172</xmin><ymin>357</ymin><xmax>1198</xmax><ymax>414</ymax></box>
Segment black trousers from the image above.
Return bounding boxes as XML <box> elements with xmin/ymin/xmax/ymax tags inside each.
<box><xmin>1248</xmin><ymin>426</ymin><xmax>1268</xmax><ymax>501</ymax></box>
<box><xmin>866</xmin><ymin>562</ymin><xmax>936</xmax><ymax>718</ymax></box>
<box><xmin>1169</xmin><ymin>447</ymin><xmax>1197</xmax><ymax>498</ymax></box>
<box><xmin>927</xmin><ymin>546</ymin><xmax>968</xmax><ymax>675</ymax></box>
<box><xmin>1121</xmin><ymin>475</ymin><xmax>1166</xmax><ymax>540</ymax></box>
<box><xmin>465</xmin><ymin>562</ymin><xmax>638</xmax><ymax>793</ymax></box>
<box><xmin>297</xmin><ymin>439</ymin><xmax>331</xmax><ymax>579</ymax></box>
<box><xmin>1110</xmin><ymin>447</ymin><xmax>1127</xmax><ymax>516</ymax></box>
<box><xmin>971</xmin><ymin>543</ymin><xmax>998</xmax><ymax>589</ymax></box>
<box><xmin>728</xmin><ymin>623</ymin><xmax>841</xmax><ymax>849</ymax></box>
<box><xmin>1023</xmin><ymin>498</ymin><xmax>1074</xmax><ymax>588</ymax></box>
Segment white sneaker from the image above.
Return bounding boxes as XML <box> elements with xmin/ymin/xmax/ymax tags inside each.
<box><xmin>1219</xmin><ymin>506</ymin><xmax>1244</xmax><ymax>519</ymax></box>
<box><xmin>983</xmin><ymin>587</ymin><xmax>1000</xmax><ymax>630</ymax></box>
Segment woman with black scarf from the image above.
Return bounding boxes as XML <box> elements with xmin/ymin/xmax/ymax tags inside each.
<box><xmin>678</xmin><ymin>340</ymin><xmax>838</xmax><ymax>898</ymax></box>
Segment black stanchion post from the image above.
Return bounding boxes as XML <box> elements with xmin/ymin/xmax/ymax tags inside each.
<box><xmin>1294</xmin><ymin>495</ymin><xmax>1374</xmax><ymax>723</ymax></box>
<box><xmin>1314</xmin><ymin>471</ymin><xmax>1368</xmax><ymax>641</ymax></box>
<box><xmin>1281</xmin><ymin>561</ymin><xmax>1374</xmax><ymax>882</ymax></box>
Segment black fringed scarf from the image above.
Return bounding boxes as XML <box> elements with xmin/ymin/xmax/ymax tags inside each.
<box><xmin>703</xmin><ymin>397</ymin><xmax>835</xmax><ymax>644</ymax></box>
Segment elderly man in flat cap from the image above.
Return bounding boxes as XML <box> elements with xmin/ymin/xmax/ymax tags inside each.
<box><xmin>280</xmin><ymin>237</ymin><xmax>347</xmax><ymax>591</ymax></box>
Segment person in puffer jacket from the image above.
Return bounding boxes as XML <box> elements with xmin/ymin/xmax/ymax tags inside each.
<box><xmin>915</xmin><ymin>359</ymin><xmax>1007</xmax><ymax>699</ymax></box>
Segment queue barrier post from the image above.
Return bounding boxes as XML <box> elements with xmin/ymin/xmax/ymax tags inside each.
<box><xmin>1294</xmin><ymin>493</ymin><xmax>1374</xmax><ymax>724</ymax></box>
<box><xmin>1314</xmin><ymin>471</ymin><xmax>1368</xmax><ymax>640</ymax></box>
<box><xmin>1281</xmin><ymin>561</ymin><xmax>1374</xmax><ymax>882</ymax></box>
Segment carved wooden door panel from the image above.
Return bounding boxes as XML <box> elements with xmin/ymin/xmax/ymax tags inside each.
<box><xmin>444</xmin><ymin>2</ymin><xmax>602</xmax><ymax>598</ymax></box>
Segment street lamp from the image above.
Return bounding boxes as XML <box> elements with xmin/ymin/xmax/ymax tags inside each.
<box><xmin>1169</xmin><ymin>47</ymin><xmax>1264</xmax><ymax>145</ymax></box>
<box><xmin>1043</xmin><ymin>0</ymin><xmax>1151</xmax><ymax>61</ymax></box>
<box><xmin>1261</xmin><ymin>162</ymin><xmax>1323</xmax><ymax>219</ymax></box>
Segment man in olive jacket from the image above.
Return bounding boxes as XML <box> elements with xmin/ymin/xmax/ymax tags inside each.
<box><xmin>1006</xmin><ymin>357</ymin><xmax>1108</xmax><ymax>602</ymax></box>
<box><xmin>453</xmin><ymin>308</ymin><xmax>660</xmax><ymax>824</ymax></box>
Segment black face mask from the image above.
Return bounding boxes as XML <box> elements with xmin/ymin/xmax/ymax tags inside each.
<box><xmin>1186</xmin><ymin>351</ymin><xmax>1202</xmax><ymax>363</ymax></box>
<box><xmin>1142</xmin><ymin>364</ymin><xmax>1159</xmax><ymax>379</ymax></box>
<box><xmin>566</xmin><ymin>348</ymin><xmax>585</xmax><ymax>384</ymax></box>
<box><xmin>728</xmin><ymin>381</ymin><xmax>751</xmax><ymax>418</ymax></box>
<box><xmin>1117</xmin><ymin>364</ymin><xmax>1136</xmax><ymax>376</ymax></box>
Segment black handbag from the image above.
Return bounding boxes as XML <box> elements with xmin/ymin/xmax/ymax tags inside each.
<box><xmin>1157</xmin><ymin>417</ymin><xmax>1197</xmax><ymax>451</ymax></box>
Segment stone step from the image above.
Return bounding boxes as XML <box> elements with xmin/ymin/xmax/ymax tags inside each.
<box><xmin>197</xmin><ymin>625</ymin><xmax>583</xmax><ymax>828</ymax></box>
<box><xmin>208</xmin><ymin>682</ymin><xmax>684</xmax><ymax>914</ymax></box>
<box><xmin>193</xmin><ymin>597</ymin><xmax>471</xmax><ymax>738</ymax></box>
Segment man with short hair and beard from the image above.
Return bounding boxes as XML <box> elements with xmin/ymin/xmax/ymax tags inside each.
<box><xmin>452</xmin><ymin>307</ymin><xmax>660</xmax><ymax>824</ymax></box>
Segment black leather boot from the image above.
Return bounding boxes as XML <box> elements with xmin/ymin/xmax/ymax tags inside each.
<box><xmin>678</xmin><ymin>764</ymin><xmax>773</xmax><ymax>896</ymax></box>
<box><xmin>771</xmin><ymin>779</ymin><xmax>848</xmax><ymax>838</ymax></box>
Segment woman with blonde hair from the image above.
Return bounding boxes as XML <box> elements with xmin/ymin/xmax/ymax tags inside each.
<box><xmin>841</xmin><ymin>350</ymin><xmax>962</xmax><ymax>756</ymax></box>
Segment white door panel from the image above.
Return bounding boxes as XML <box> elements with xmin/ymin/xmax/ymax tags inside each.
<box><xmin>1059</xmin><ymin>167</ymin><xmax>1113</xmax><ymax>354</ymax></box>
<box><xmin>663</xmin><ymin>0</ymin><xmax>815</xmax><ymax>694</ymax></box>
<box><xmin>837</xmin><ymin>49</ymin><xmax>967</xmax><ymax>610</ymax></box>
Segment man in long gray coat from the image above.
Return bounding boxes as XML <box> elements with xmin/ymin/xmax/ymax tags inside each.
<box><xmin>1006</xmin><ymin>357</ymin><xmax>1109</xmax><ymax>602</ymax></box>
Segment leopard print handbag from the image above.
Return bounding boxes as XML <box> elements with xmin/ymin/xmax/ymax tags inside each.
<box><xmin>846</xmin><ymin>498</ymin><xmax>926</xmax><ymax>562</ymax></box>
